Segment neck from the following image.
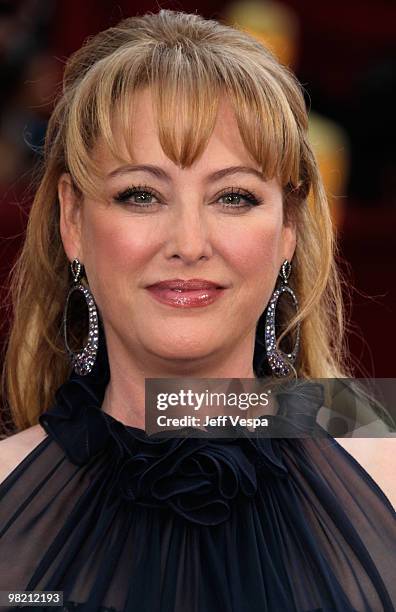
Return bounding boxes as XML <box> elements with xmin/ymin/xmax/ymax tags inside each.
<box><xmin>100</xmin><ymin>332</ymin><xmax>256</xmax><ymax>430</ymax></box>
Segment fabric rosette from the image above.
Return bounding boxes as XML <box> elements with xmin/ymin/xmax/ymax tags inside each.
<box><xmin>39</xmin><ymin>372</ymin><xmax>290</xmax><ymax>526</ymax></box>
<box><xmin>114</xmin><ymin>425</ymin><xmax>289</xmax><ymax>526</ymax></box>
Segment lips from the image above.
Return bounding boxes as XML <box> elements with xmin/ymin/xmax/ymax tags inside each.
<box><xmin>145</xmin><ymin>279</ymin><xmax>227</xmax><ymax>308</ymax></box>
<box><xmin>147</xmin><ymin>279</ymin><xmax>224</xmax><ymax>291</ymax></box>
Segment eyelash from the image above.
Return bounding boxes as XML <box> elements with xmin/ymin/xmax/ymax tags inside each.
<box><xmin>113</xmin><ymin>184</ymin><xmax>263</xmax><ymax>211</ymax></box>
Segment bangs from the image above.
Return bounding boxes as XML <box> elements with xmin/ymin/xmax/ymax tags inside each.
<box><xmin>64</xmin><ymin>40</ymin><xmax>302</xmax><ymax>199</ymax></box>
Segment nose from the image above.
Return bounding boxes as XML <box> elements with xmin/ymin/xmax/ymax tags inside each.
<box><xmin>164</xmin><ymin>202</ymin><xmax>213</xmax><ymax>263</ymax></box>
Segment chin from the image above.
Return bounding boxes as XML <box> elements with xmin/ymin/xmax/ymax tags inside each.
<box><xmin>145</xmin><ymin>335</ymin><xmax>219</xmax><ymax>362</ymax></box>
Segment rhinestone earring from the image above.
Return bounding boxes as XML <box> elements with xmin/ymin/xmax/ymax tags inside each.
<box><xmin>264</xmin><ymin>259</ymin><xmax>300</xmax><ymax>377</ymax></box>
<box><xmin>63</xmin><ymin>258</ymin><xmax>99</xmax><ymax>376</ymax></box>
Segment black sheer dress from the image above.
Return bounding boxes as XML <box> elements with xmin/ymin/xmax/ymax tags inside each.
<box><xmin>0</xmin><ymin>334</ymin><xmax>395</xmax><ymax>611</ymax></box>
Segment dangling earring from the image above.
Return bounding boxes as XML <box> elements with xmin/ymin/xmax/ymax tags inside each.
<box><xmin>264</xmin><ymin>259</ymin><xmax>300</xmax><ymax>377</ymax></box>
<box><xmin>63</xmin><ymin>258</ymin><xmax>99</xmax><ymax>376</ymax></box>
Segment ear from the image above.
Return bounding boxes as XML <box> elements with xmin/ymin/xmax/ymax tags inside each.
<box><xmin>58</xmin><ymin>173</ymin><xmax>83</xmax><ymax>263</ymax></box>
<box><xmin>281</xmin><ymin>220</ymin><xmax>297</xmax><ymax>263</ymax></box>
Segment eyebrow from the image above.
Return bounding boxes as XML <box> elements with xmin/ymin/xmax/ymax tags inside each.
<box><xmin>107</xmin><ymin>164</ymin><xmax>265</xmax><ymax>182</ymax></box>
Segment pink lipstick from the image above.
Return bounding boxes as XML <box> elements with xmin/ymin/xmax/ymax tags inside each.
<box><xmin>145</xmin><ymin>278</ymin><xmax>227</xmax><ymax>308</ymax></box>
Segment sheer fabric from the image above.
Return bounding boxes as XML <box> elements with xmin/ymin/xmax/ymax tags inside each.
<box><xmin>0</xmin><ymin>341</ymin><xmax>395</xmax><ymax>611</ymax></box>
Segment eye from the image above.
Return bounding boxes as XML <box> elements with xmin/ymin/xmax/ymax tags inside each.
<box><xmin>113</xmin><ymin>184</ymin><xmax>160</xmax><ymax>208</ymax></box>
<box><xmin>216</xmin><ymin>187</ymin><xmax>263</xmax><ymax>211</ymax></box>
<box><xmin>113</xmin><ymin>184</ymin><xmax>263</xmax><ymax>212</ymax></box>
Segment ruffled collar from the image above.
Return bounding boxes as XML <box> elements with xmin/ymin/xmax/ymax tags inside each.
<box><xmin>38</xmin><ymin>331</ymin><xmax>324</xmax><ymax>526</ymax></box>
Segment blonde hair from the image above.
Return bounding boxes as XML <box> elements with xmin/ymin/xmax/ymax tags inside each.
<box><xmin>1</xmin><ymin>9</ymin><xmax>355</xmax><ymax>433</ymax></box>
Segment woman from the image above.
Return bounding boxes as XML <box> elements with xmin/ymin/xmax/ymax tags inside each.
<box><xmin>0</xmin><ymin>9</ymin><xmax>395</xmax><ymax>611</ymax></box>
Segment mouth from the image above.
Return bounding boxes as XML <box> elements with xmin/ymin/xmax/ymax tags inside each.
<box><xmin>145</xmin><ymin>279</ymin><xmax>227</xmax><ymax>308</ymax></box>
<box><xmin>146</xmin><ymin>279</ymin><xmax>226</xmax><ymax>291</ymax></box>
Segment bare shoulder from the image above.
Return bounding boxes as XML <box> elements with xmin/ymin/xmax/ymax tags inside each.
<box><xmin>335</xmin><ymin>437</ymin><xmax>396</xmax><ymax>508</ymax></box>
<box><xmin>0</xmin><ymin>424</ymin><xmax>48</xmax><ymax>486</ymax></box>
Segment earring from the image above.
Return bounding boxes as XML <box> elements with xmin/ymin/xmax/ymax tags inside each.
<box><xmin>63</xmin><ymin>258</ymin><xmax>99</xmax><ymax>376</ymax></box>
<box><xmin>264</xmin><ymin>259</ymin><xmax>300</xmax><ymax>377</ymax></box>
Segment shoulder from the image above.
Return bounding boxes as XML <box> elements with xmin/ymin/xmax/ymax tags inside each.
<box><xmin>334</xmin><ymin>437</ymin><xmax>396</xmax><ymax>508</ymax></box>
<box><xmin>0</xmin><ymin>424</ymin><xmax>48</xmax><ymax>486</ymax></box>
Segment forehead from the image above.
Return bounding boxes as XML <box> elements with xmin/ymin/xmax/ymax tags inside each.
<box><xmin>94</xmin><ymin>87</ymin><xmax>258</xmax><ymax>173</ymax></box>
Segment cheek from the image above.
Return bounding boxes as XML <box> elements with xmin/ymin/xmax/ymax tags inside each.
<box><xmin>221</xmin><ymin>220</ymin><xmax>283</xmax><ymax>283</ymax></box>
<box><xmin>80</xmin><ymin>212</ymin><xmax>154</xmax><ymax>302</ymax></box>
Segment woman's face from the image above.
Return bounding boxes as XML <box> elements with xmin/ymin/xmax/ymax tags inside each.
<box><xmin>59</xmin><ymin>88</ymin><xmax>296</xmax><ymax>373</ymax></box>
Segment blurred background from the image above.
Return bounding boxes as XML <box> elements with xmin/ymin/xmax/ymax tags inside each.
<box><xmin>0</xmin><ymin>0</ymin><xmax>395</xmax><ymax>392</ymax></box>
